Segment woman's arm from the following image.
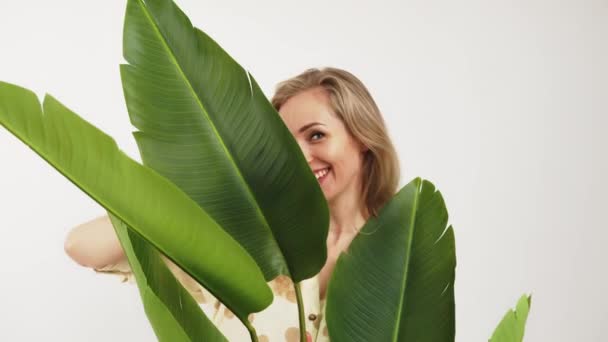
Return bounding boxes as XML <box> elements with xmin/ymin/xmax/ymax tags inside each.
<box><xmin>65</xmin><ymin>214</ymin><xmax>221</xmax><ymax>308</ymax></box>
<box><xmin>64</xmin><ymin>214</ymin><xmax>125</xmax><ymax>269</ymax></box>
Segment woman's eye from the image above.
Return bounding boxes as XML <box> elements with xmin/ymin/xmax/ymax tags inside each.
<box><xmin>310</xmin><ymin>132</ymin><xmax>325</xmax><ymax>141</ymax></box>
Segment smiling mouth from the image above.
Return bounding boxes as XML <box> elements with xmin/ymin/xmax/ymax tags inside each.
<box><xmin>314</xmin><ymin>167</ymin><xmax>331</xmax><ymax>182</ymax></box>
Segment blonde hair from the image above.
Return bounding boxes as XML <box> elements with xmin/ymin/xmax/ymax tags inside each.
<box><xmin>271</xmin><ymin>67</ymin><xmax>400</xmax><ymax>217</ymax></box>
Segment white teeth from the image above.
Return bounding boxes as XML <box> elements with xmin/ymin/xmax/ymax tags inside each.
<box><xmin>314</xmin><ymin>168</ymin><xmax>329</xmax><ymax>180</ymax></box>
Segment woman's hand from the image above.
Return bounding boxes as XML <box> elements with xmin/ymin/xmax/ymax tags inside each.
<box><xmin>64</xmin><ymin>214</ymin><xmax>126</xmax><ymax>269</ymax></box>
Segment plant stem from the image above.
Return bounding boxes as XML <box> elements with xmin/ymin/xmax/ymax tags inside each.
<box><xmin>243</xmin><ymin>319</ymin><xmax>259</xmax><ymax>342</ymax></box>
<box><xmin>294</xmin><ymin>281</ymin><xmax>307</xmax><ymax>342</ymax></box>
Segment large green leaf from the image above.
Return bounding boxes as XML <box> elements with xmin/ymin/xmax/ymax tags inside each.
<box><xmin>121</xmin><ymin>0</ymin><xmax>329</xmax><ymax>283</ymax></box>
<box><xmin>325</xmin><ymin>178</ymin><xmax>456</xmax><ymax>341</ymax></box>
<box><xmin>489</xmin><ymin>294</ymin><xmax>532</xmax><ymax>342</ymax></box>
<box><xmin>0</xmin><ymin>81</ymin><xmax>272</xmax><ymax>320</ymax></box>
<box><xmin>109</xmin><ymin>214</ymin><xmax>227</xmax><ymax>342</ymax></box>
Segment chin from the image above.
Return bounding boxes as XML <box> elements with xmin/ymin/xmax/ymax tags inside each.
<box><xmin>320</xmin><ymin>189</ymin><xmax>333</xmax><ymax>203</ymax></box>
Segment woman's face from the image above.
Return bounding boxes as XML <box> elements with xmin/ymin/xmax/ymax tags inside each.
<box><xmin>278</xmin><ymin>86</ymin><xmax>367</xmax><ymax>204</ymax></box>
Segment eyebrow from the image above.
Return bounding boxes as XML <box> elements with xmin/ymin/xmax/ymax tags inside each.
<box><xmin>298</xmin><ymin>122</ymin><xmax>325</xmax><ymax>133</ymax></box>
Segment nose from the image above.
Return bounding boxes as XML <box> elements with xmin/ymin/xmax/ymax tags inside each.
<box><xmin>296</xmin><ymin>141</ymin><xmax>314</xmax><ymax>164</ymax></box>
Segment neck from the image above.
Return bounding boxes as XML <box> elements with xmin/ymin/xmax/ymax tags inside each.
<box><xmin>327</xmin><ymin>190</ymin><xmax>368</xmax><ymax>245</ymax></box>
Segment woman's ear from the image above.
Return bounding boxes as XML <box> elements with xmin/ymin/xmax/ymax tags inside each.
<box><xmin>360</xmin><ymin>147</ymin><xmax>371</xmax><ymax>161</ymax></box>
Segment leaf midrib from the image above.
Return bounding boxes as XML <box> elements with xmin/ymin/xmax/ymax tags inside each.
<box><xmin>392</xmin><ymin>178</ymin><xmax>421</xmax><ymax>341</ymax></box>
<box><xmin>134</xmin><ymin>0</ymin><xmax>285</xmax><ymax>277</ymax></box>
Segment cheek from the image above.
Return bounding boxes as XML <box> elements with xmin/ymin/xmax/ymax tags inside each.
<box><xmin>326</xmin><ymin>145</ymin><xmax>361</xmax><ymax>177</ymax></box>
<box><xmin>317</xmin><ymin>144</ymin><xmax>340</xmax><ymax>167</ymax></box>
<box><xmin>341</xmin><ymin>146</ymin><xmax>365</xmax><ymax>178</ymax></box>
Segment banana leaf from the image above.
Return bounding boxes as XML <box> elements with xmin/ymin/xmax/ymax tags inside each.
<box><xmin>325</xmin><ymin>178</ymin><xmax>456</xmax><ymax>341</ymax></box>
<box><xmin>121</xmin><ymin>0</ymin><xmax>329</xmax><ymax>284</ymax></box>
<box><xmin>0</xmin><ymin>81</ymin><xmax>272</xmax><ymax>321</ymax></box>
<box><xmin>489</xmin><ymin>294</ymin><xmax>532</xmax><ymax>342</ymax></box>
<box><xmin>109</xmin><ymin>214</ymin><xmax>227</xmax><ymax>342</ymax></box>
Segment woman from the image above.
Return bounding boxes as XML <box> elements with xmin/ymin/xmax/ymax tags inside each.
<box><xmin>64</xmin><ymin>67</ymin><xmax>400</xmax><ymax>342</ymax></box>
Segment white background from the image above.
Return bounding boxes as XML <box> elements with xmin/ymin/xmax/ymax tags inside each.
<box><xmin>0</xmin><ymin>0</ymin><xmax>606</xmax><ymax>341</ymax></box>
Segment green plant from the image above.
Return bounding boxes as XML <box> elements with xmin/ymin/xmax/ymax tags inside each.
<box><xmin>490</xmin><ymin>295</ymin><xmax>532</xmax><ymax>342</ymax></box>
<box><xmin>0</xmin><ymin>0</ymin><xmax>531</xmax><ymax>341</ymax></box>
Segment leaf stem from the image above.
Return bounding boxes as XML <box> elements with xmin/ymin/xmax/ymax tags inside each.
<box><xmin>243</xmin><ymin>319</ymin><xmax>259</xmax><ymax>342</ymax></box>
<box><xmin>294</xmin><ymin>282</ymin><xmax>307</xmax><ymax>342</ymax></box>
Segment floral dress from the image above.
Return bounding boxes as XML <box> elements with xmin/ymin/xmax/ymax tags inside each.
<box><xmin>94</xmin><ymin>254</ymin><xmax>330</xmax><ymax>342</ymax></box>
